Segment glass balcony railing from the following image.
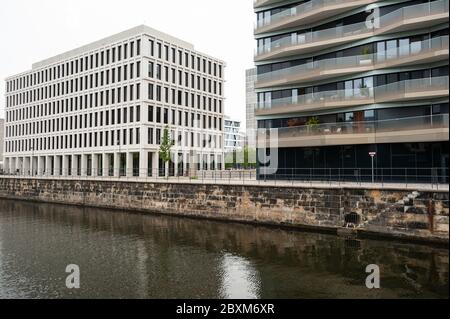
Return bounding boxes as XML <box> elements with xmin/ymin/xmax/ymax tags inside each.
<box><xmin>254</xmin><ymin>0</ymin><xmax>285</xmax><ymax>8</ymax></box>
<box><xmin>256</xmin><ymin>76</ymin><xmax>449</xmax><ymax>111</ymax></box>
<box><xmin>255</xmin><ymin>0</ymin><xmax>376</xmax><ymax>31</ymax></box>
<box><xmin>255</xmin><ymin>0</ymin><xmax>449</xmax><ymax>57</ymax></box>
<box><xmin>256</xmin><ymin>36</ymin><xmax>449</xmax><ymax>86</ymax></box>
<box><xmin>272</xmin><ymin>114</ymin><xmax>449</xmax><ymax>140</ymax></box>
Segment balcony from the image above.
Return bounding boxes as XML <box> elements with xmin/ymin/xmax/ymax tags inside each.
<box><xmin>267</xmin><ymin>114</ymin><xmax>449</xmax><ymax>148</ymax></box>
<box><xmin>256</xmin><ymin>76</ymin><xmax>449</xmax><ymax>116</ymax></box>
<box><xmin>255</xmin><ymin>0</ymin><xmax>378</xmax><ymax>34</ymax></box>
<box><xmin>255</xmin><ymin>0</ymin><xmax>449</xmax><ymax>61</ymax></box>
<box><xmin>255</xmin><ymin>36</ymin><xmax>449</xmax><ymax>89</ymax></box>
<box><xmin>254</xmin><ymin>0</ymin><xmax>285</xmax><ymax>9</ymax></box>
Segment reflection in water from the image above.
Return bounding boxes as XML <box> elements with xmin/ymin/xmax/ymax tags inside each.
<box><xmin>219</xmin><ymin>254</ymin><xmax>260</xmax><ymax>299</ymax></box>
<box><xmin>0</xmin><ymin>199</ymin><xmax>448</xmax><ymax>299</ymax></box>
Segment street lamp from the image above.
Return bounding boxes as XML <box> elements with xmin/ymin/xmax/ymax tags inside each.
<box><xmin>369</xmin><ymin>152</ymin><xmax>376</xmax><ymax>183</ymax></box>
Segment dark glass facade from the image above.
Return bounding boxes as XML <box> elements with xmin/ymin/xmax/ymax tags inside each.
<box><xmin>258</xmin><ymin>142</ymin><xmax>449</xmax><ymax>183</ymax></box>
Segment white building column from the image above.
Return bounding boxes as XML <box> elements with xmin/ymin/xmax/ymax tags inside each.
<box><xmin>24</xmin><ymin>157</ymin><xmax>30</xmax><ymax>176</ymax></box>
<box><xmin>45</xmin><ymin>156</ymin><xmax>51</xmax><ymax>176</ymax></box>
<box><xmin>54</xmin><ymin>156</ymin><xmax>61</xmax><ymax>176</ymax></box>
<box><xmin>4</xmin><ymin>158</ymin><xmax>10</xmax><ymax>174</ymax></box>
<box><xmin>152</xmin><ymin>152</ymin><xmax>159</xmax><ymax>177</ymax></box>
<box><xmin>126</xmin><ymin>152</ymin><xmax>133</xmax><ymax>177</ymax></box>
<box><xmin>103</xmin><ymin>153</ymin><xmax>110</xmax><ymax>177</ymax></box>
<box><xmin>18</xmin><ymin>157</ymin><xmax>24</xmax><ymax>175</ymax></box>
<box><xmin>71</xmin><ymin>155</ymin><xmax>78</xmax><ymax>177</ymax></box>
<box><xmin>114</xmin><ymin>152</ymin><xmax>121</xmax><ymax>177</ymax></box>
<box><xmin>139</xmin><ymin>150</ymin><xmax>148</xmax><ymax>178</ymax></box>
<box><xmin>81</xmin><ymin>154</ymin><xmax>87</xmax><ymax>177</ymax></box>
<box><xmin>62</xmin><ymin>155</ymin><xmax>69</xmax><ymax>176</ymax></box>
<box><xmin>92</xmin><ymin>154</ymin><xmax>98</xmax><ymax>177</ymax></box>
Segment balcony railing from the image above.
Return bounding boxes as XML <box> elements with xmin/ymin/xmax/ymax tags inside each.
<box><xmin>254</xmin><ymin>0</ymin><xmax>285</xmax><ymax>8</ymax></box>
<box><xmin>256</xmin><ymin>76</ymin><xmax>449</xmax><ymax>111</ymax></box>
<box><xmin>256</xmin><ymin>36</ymin><xmax>449</xmax><ymax>86</ymax></box>
<box><xmin>255</xmin><ymin>0</ymin><xmax>377</xmax><ymax>32</ymax></box>
<box><xmin>255</xmin><ymin>0</ymin><xmax>449</xmax><ymax>58</ymax></box>
<box><xmin>271</xmin><ymin>114</ymin><xmax>449</xmax><ymax>140</ymax></box>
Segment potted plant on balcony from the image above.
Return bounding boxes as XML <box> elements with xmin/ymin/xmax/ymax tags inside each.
<box><xmin>358</xmin><ymin>83</ymin><xmax>371</xmax><ymax>98</ymax></box>
<box><xmin>360</xmin><ymin>47</ymin><xmax>372</xmax><ymax>66</ymax></box>
<box><xmin>306</xmin><ymin>117</ymin><xmax>320</xmax><ymax>134</ymax></box>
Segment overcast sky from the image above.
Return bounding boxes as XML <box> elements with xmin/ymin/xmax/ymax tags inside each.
<box><xmin>0</xmin><ymin>0</ymin><xmax>255</xmax><ymax>129</ymax></box>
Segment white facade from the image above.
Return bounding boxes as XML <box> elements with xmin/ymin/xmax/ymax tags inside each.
<box><xmin>3</xmin><ymin>25</ymin><xmax>225</xmax><ymax>178</ymax></box>
<box><xmin>224</xmin><ymin>117</ymin><xmax>244</xmax><ymax>153</ymax></box>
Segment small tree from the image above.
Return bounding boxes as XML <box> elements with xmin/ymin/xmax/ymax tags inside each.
<box><xmin>159</xmin><ymin>126</ymin><xmax>172</xmax><ymax>177</ymax></box>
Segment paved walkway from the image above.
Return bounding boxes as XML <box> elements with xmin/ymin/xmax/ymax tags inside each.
<box><xmin>1</xmin><ymin>175</ymin><xmax>447</xmax><ymax>192</ymax></box>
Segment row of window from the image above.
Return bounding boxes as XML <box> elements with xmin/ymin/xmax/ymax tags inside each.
<box><xmin>6</xmin><ymin>39</ymin><xmax>142</xmax><ymax>92</ymax></box>
<box><xmin>6</xmin><ymin>82</ymin><xmax>223</xmax><ymax>123</ymax></box>
<box><xmin>148</xmin><ymin>61</ymin><xmax>223</xmax><ymax>94</ymax></box>
<box><xmin>6</xmin><ymin>63</ymin><xmax>142</xmax><ymax>108</ymax></box>
<box><xmin>5</xmin><ymin>129</ymin><xmax>223</xmax><ymax>153</ymax></box>
<box><xmin>6</xmin><ymin>105</ymin><xmax>140</xmax><ymax>137</ymax></box>
<box><xmin>6</xmin><ymin>84</ymin><xmax>141</xmax><ymax>122</ymax></box>
<box><xmin>147</xmin><ymin>83</ymin><xmax>223</xmax><ymax>112</ymax></box>
<box><xmin>6</xmin><ymin>105</ymin><xmax>223</xmax><ymax>139</ymax></box>
<box><xmin>148</xmin><ymin>39</ymin><xmax>223</xmax><ymax>78</ymax></box>
<box><xmin>147</xmin><ymin>106</ymin><xmax>222</xmax><ymax>130</ymax></box>
<box><xmin>147</xmin><ymin>128</ymin><xmax>223</xmax><ymax>149</ymax></box>
<box><xmin>257</xmin><ymin>67</ymin><xmax>449</xmax><ymax>104</ymax></box>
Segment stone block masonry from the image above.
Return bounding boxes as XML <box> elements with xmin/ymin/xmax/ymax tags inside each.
<box><xmin>0</xmin><ymin>178</ymin><xmax>448</xmax><ymax>244</ymax></box>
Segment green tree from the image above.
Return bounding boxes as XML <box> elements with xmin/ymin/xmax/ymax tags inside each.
<box><xmin>159</xmin><ymin>126</ymin><xmax>172</xmax><ymax>177</ymax></box>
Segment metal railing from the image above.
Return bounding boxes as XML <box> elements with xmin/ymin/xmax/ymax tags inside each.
<box><xmin>255</xmin><ymin>0</ymin><xmax>449</xmax><ymax>55</ymax></box>
<box><xmin>257</xmin><ymin>167</ymin><xmax>449</xmax><ymax>185</ymax></box>
<box><xmin>273</xmin><ymin>114</ymin><xmax>449</xmax><ymax>139</ymax></box>
<box><xmin>256</xmin><ymin>36</ymin><xmax>448</xmax><ymax>84</ymax></box>
<box><xmin>255</xmin><ymin>0</ymin><xmax>377</xmax><ymax>30</ymax></box>
<box><xmin>1</xmin><ymin>167</ymin><xmax>448</xmax><ymax>190</ymax></box>
<box><xmin>256</xmin><ymin>76</ymin><xmax>449</xmax><ymax>111</ymax></box>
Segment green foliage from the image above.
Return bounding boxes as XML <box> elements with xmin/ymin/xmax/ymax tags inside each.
<box><xmin>159</xmin><ymin>126</ymin><xmax>172</xmax><ymax>164</ymax></box>
<box><xmin>361</xmin><ymin>46</ymin><xmax>370</xmax><ymax>56</ymax></box>
<box><xmin>306</xmin><ymin>117</ymin><xmax>319</xmax><ymax>126</ymax></box>
<box><xmin>225</xmin><ymin>145</ymin><xmax>257</xmax><ymax>170</ymax></box>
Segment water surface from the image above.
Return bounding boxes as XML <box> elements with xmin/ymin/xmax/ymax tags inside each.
<box><xmin>0</xmin><ymin>199</ymin><xmax>448</xmax><ymax>299</ymax></box>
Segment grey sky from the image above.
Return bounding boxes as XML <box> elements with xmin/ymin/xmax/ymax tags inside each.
<box><xmin>0</xmin><ymin>0</ymin><xmax>255</xmax><ymax>129</ymax></box>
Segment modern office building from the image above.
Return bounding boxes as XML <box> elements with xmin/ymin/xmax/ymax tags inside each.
<box><xmin>4</xmin><ymin>25</ymin><xmax>225</xmax><ymax>178</ymax></box>
<box><xmin>224</xmin><ymin>116</ymin><xmax>245</xmax><ymax>152</ymax></box>
<box><xmin>253</xmin><ymin>0</ymin><xmax>449</xmax><ymax>182</ymax></box>
<box><xmin>0</xmin><ymin>118</ymin><xmax>4</xmax><ymax>171</ymax></box>
<box><xmin>246</xmin><ymin>68</ymin><xmax>258</xmax><ymax>135</ymax></box>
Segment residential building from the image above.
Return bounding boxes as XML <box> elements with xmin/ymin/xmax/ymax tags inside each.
<box><xmin>253</xmin><ymin>0</ymin><xmax>449</xmax><ymax>182</ymax></box>
<box><xmin>4</xmin><ymin>25</ymin><xmax>225</xmax><ymax>177</ymax></box>
<box><xmin>246</xmin><ymin>68</ymin><xmax>257</xmax><ymax>141</ymax></box>
<box><xmin>224</xmin><ymin>116</ymin><xmax>245</xmax><ymax>152</ymax></box>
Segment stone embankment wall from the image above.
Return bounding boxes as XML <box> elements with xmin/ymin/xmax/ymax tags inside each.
<box><xmin>0</xmin><ymin>178</ymin><xmax>448</xmax><ymax>244</ymax></box>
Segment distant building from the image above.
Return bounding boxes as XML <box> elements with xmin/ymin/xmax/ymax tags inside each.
<box><xmin>0</xmin><ymin>118</ymin><xmax>4</xmax><ymax>170</ymax></box>
<box><xmin>245</xmin><ymin>68</ymin><xmax>257</xmax><ymax>147</ymax></box>
<box><xmin>224</xmin><ymin>117</ymin><xmax>244</xmax><ymax>153</ymax></box>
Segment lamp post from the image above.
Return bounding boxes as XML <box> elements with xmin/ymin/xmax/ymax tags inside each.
<box><xmin>369</xmin><ymin>152</ymin><xmax>376</xmax><ymax>183</ymax></box>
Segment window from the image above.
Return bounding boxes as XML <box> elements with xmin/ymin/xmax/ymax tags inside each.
<box><xmin>148</xmin><ymin>105</ymin><xmax>154</xmax><ymax>122</ymax></box>
<box><xmin>148</xmin><ymin>62</ymin><xmax>154</xmax><ymax>78</ymax></box>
